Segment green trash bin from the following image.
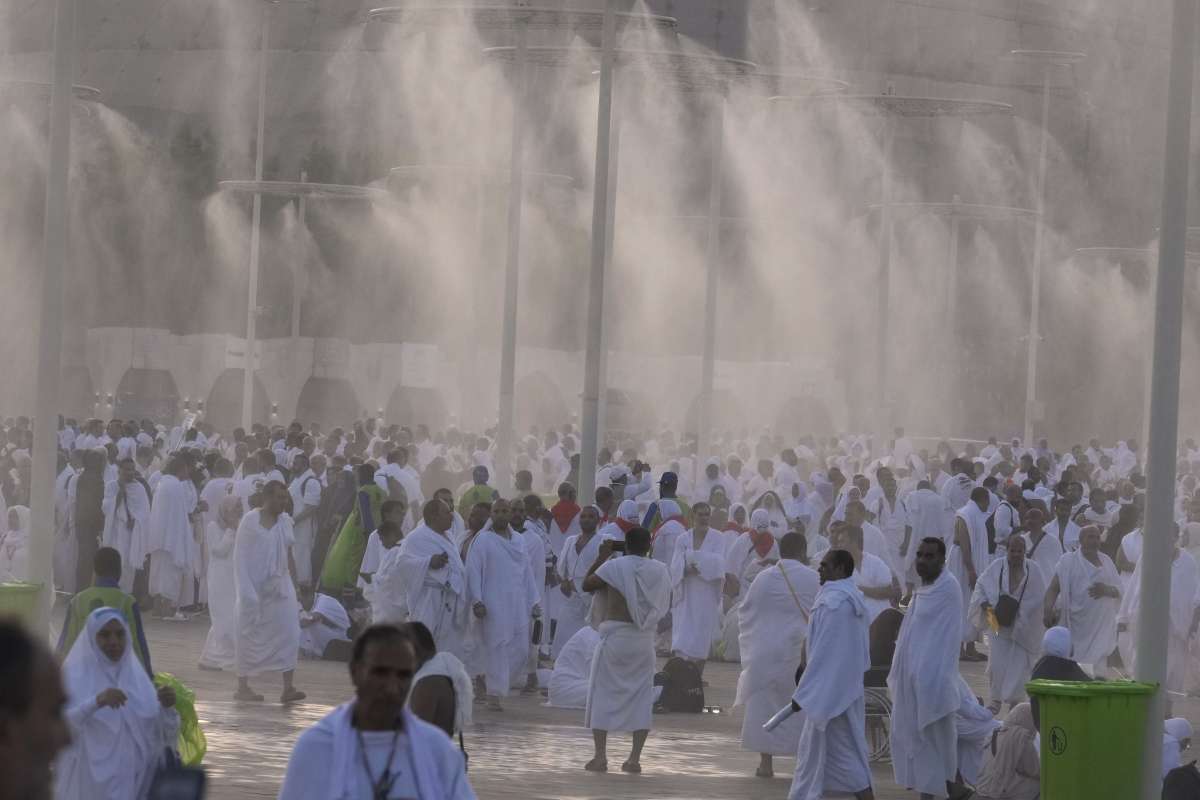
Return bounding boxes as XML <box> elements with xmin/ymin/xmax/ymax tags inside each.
<box><xmin>1026</xmin><ymin>679</ymin><xmax>1156</xmax><ymax>800</ymax></box>
<box><xmin>0</xmin><ymin>582</ymin><xmax>43</xmax><ymax>628</ymax></box>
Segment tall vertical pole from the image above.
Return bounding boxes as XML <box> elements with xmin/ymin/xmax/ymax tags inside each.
<box><xmin>874</xmin><ymin>118</ymin><xmax>896</xmax><ymax>456</ymax></box>
<box><xmin>495</xmin><ymin>20</ymin><xmax>529</xmax><ymax>493</ymax></box>
<box><xmin>944</xmin><ymin>197</ymin><xmax>961</xmax><ymax>437</ymax></box>
<box><xmin>292</xmin><ymin>170</ymin><xmax>307</xmax><ymax>341</ymax></box>
<box><xmin>1023</xmin><ymin>70</ymin><xmax>1051</xmax><ymax>446</ymax></box>
<box><xmin>578</xmin><ymin>0</ymin><xmax>617</xmax><ymax>504</ymax></box>
<box><xmin>29</xmin><ymin>0</ymin><xmax>76</xmax><ymax>634</ymax></box>
<box><xmin>242</xmin><ymin>0</ymin><xmax>270</xmax><ymax>432</ymax></box>
<box><xmin>596</xmin><ymin>98</ymin><xmax>623</xmax><ymax>456</ymax></box>
<box><xmin>697</xmin><ymin>96</ymin><xmax>726</xmax><ymax>477</ymax></box>
<box><xmin>1137</xmin><ymin>0</ymin><xmax>1196</xmax><ymax>795</ymax></box>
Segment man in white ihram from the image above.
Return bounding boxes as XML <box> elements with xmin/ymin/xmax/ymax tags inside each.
<box><xmin>736</xmin><ymin>532</ymin><xmax>818</xmax><ymax>779</ymax></box>
<box><xmin>385</xmin><ymin>498</ymin><xmax>469</xmax><ymax>659</ymax></box>
<box><xmin>787</xmin><ymin>547</ymin><xmax>874</xmax><ymax>800</ymax></box>
<box><xmin>580</xmin><ymin>526</ymin><xmax>671</xmax><ymax>774</ymax></box>
<box><xmin>234</xmin><ymin>481</ymin><xmax>305</xmax><ymax>704</ymax></box>
<box><xmin>889</xmin><ymin>537</ymin><xmax>964</xmax><ymax>800</ymax></box>
<box><xmin>278</xmin><ymin>624</ymin><xmax>475</xmax><ymax>799</ymax></box>
<box><xmin>668</xmin><ymin>501</ymin><xmax>726</xmax><ymax>669</ymax></box>
<box><xmin>465</xmin><ymin>498</ymin><xmax>541</xmax><ymax>711</ymax></box>
<box><xmin>1043</xmin><ymin>525</ymin><xmax>1121</xmax><ymax>676</ymax></box>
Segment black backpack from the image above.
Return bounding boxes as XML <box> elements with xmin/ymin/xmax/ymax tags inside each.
<box><xmin>1164</xmin><ymin>762</ymin><xmax>1200</xmax><ymax>800</ymax></box>
<box><xmin>653</xmin><ymin>657</ymin><xmax>704</xmax><ymax>713</ymax></box>
<box><xmin>985</xmin><ymin>502</ymin><xmax>1013</xmax><ymax>555</ymax></box>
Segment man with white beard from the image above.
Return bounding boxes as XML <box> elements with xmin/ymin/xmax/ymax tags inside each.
<box><xmin>101</xmin><ymin>459</ymin><xmax>151</xmax><ymax>594</ymax></box>
<box><xmin>950</xmin><ymin>487</ymin><xmax>991</xmax><ymax>661</ymax></box>
<box><xmin>147</xmin><ymin>455</ymin><xmax>198</xmax><ymax>619</ymax></box>
<box><xmin>668</xmin><ymin>502</ymin><xmax>726</xmax><ymax>669</ymax></box>
<box><xmin>889</xmin><ymin>537</ymin><xmax>963</xmax><ymax>800</ymax></box>
<box><xmin>554</xmin><ymin>505</ymin><xmax>604</xmax><ymax>659</ymax></box>
<box><xmin>787</xmin><ymin>548</ymin><xmax>875</xmax><ymax>800</ymax></box>
<box><xmin>465</xmin><ymin>498</ymin><xmax>541</xmax><ymax>711</ymax></box>
<box><xmin>581</xmin><ymin>527</ymin><xmax>671</xmax><ymax>774</ymax></box>
<box><xmin>968</xmin><ymin>535</ymin><xmax>1046</xmax><ymax>712</ymax></box>
<box><xmin>386</xmin><ymin>499</ymin><xmax>469</xmax><ymax>660</ymax></box>
<box><xmin>288</xmin><ymin>452</ymin><xmax>326</xmax><ymax>589</ymax></box>
<box><xmin>234</xmin><ymin>481</ymin><xmax>305</xmax><ymax>704</ymax></box>
<box><xmin>735</xmin><ymin>532</ymin><xmax>818</xmax><ymax>779</ymax></box>
<box><xmin>1120</xmin><ymin>526</ymin><xmax>1197</xmax><ymax>693</ymax></box>
<box><xmin>1044</xmin><ymin>525</ymin><xmax>1121</xmax><ymax>676</ymax></box>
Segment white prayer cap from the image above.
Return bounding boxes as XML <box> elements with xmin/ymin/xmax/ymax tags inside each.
<box><xmin>1042</xmin><ymin>626</ymin><xmax>1072</xmax><ymax>658</ymax></box>
<box><xmin>1166</xmin><ymin>718</ymin><xmax>1193</xmax><ymax>743</ymax></box>
<box><xmin>616</xmin><ymin>500</ymin><xmax>639</xmax><ymax>523</ymax></box>
<box><xmin>608</xmin><ymin>464</ymin><xmax>630</xmax><ymax>483</ymax></box>
<box><xmin>750</xmin><ymin>508</ymin><xmax>771</xmax><ymax>530</ymax></box>
<box><xmin>659</xmin><ymin>499</ymin><xmax>682</xmax><ymax>520</ymax></box>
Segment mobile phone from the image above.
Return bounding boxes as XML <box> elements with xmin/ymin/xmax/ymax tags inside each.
<box><xmin>148</xmin><ymin>767</ymin><xmax>207</xmax><ymax>800</ymax></box>
<box><xmin>610</xmin><ymin>541</ymin><xmax>626</xmax><ymax>553</ymax></box>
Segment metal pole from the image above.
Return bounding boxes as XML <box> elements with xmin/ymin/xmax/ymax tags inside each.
<box><xmin>29</xmin><ymin>0</ymin><xmax>76</xmax><ymax>635</ymax></box>
<box><xmin>944</xmin><ymin>196</ymin><xmax>961</xmax><ymax>437</ymax></box>
<box><xmin>874</xmin><ymin>118</ymin><xmax>896</xmax><ymax>456</ymax></box>
<box><xmin>596</xmin><ymin>98</ymin><xmax>622</xmax><ymax>457</ymax></box>
<box><xmin>578</xmin><ymin>0</ymin><xmax>617</xmax><ymax>504</ymax></box>
<box><xmin>292</xmin><ymin>170</ymin><xmax>307</xmax><ymax>341</ymax></box>
<box><xmin>495</xmin><ymin>20</ymin><xmax>529</xmax><ymax>494</ymax></box>
<box><xmin>242</xmin><ymin>0</ymin><xmax>270</xmax><ymax>432</ymax></box>
<box><xmin>1023</xmin><ymin>70</ymin><xmax>1051</xmax><ymax>446</ymax></box>
<box><xmin>1136</xmin><ymin>0</ymin><xmax>1195</xmax><ymax>795</ymax></box>
<box><xmin>697</xmin><ymin>96</ymin><xmax>725</xmax><ymax>476</ymax></box>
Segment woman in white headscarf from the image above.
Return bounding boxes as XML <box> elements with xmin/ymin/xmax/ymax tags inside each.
<box><xmin>0</xmin><ymin>504</ymin><xmax>30</xmax><ymax>581</ymax></box>
<box><xmin>55</xmin><ymin>607</ymin><xmax>180</xmax><ymax>800</ymax></box>
<box><xmin>1163</xmin><ymin>717</ymin><xmax>1194</xmax><ymax>779</ymax></box>
<box><xmin>200</xmin><ymin>494</ymin><xmax>242</xmax><ymax>670</ymax></box>
<box><xmin>749</xmin><ymin>491</ymin><xmax>788</xmax><ymax>540</ymax></box>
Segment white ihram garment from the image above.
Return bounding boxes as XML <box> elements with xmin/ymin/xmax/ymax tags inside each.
<box><xmin>554</xmin><ymin>532</ymin><xmax>603</xmax><ymax>659</ymax></box>
<box><xmin>548</xmin><ymin>626</ymin><xmax>600</xmax><ymax>709</ymax></box>
<box><xmin>668</xmin><ymin>529</ymin><xmax>727</xmax><ymax>660</ymax></box>
<box><xmin>949</xmin><ymin>502</ymin><xmax>990</xmax><ymax>642</ymax></box>
<box><xmin>200</xmin><ymin>520</ymin><xmax>237</xmax><ymax>669</ymax></box>
<box><xmin>101</xmin><ymin>479</ymin><xmax>151</xmax><ymax>594</ymax></box>
<box><xmin>1118</xmin><ymin>550</ymin><xmax>1198</xmax><ymax>692</ymax></box>
<box><xmin>234</xmin><ymin>509</ymin><xmax>300</xmax><ymax>677</ymax></box>
<box><xmin>465</xmin><ymin>529</ymin><xmax>540</xmax><ymax>697</ymax></box>
<box><xmin>968</xmin><ymin>558</ymin><xmax>1046</xmax><ymax>705</ymax></box>
<box><xmin>147</xmin><ymin>475</ymin><xmax>197</xmax><ymax>606</ymax></box>
<box><xmin>1053</xmin><ymin>549</ymin><xmax>1121</xmax><ymax>671</ymax></box>
<box><xmin>391</xmin><ymin>524</ymin><xmax>469</xmax><ymax>660</ymax></box>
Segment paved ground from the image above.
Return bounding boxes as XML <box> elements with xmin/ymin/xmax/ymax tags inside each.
<box><xmin>104</xmin><ymin>613</ymin><xmax>1005</xmax><ymax>800</ymax></box>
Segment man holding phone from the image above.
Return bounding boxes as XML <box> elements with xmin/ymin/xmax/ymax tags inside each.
<box><xmin>580</xmin><ymin>527</ymin><xmax>671</xmax><ymax>774</ymax></box>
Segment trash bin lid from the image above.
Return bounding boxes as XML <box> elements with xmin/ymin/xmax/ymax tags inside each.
<box><xmin>1026</xmin><ymin>679</ymin><xmax>1157</xmax><ymax>697</ymax></box>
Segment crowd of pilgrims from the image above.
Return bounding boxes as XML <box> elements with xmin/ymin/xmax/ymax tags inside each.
<box><xmin>8</xmin><ymin>413</ymin><xmax>1200</xmax><ymax>798</ymax></box>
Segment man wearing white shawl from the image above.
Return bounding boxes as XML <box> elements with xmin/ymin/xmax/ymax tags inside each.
<box><xmin>147</xmin><ymin>456</ymin><xmax>197</xmax><ymax>617</ymax></box>
<box><xmin>1117</xmin><ymin>528</ymin><xmax>1198</xmax><ymax>692</ymax></box>
<box><xmin>299</xmin><ymin>591</ymin><xmax>352</xmax><ymax>658</ymax></box>
<box><xmin>233</xmin><ymin>481</ymin><xmax>305</xmax><ymax>704</ymax></box>
<box><xmin>581</xmin><ymin>527</ymin><xmax>671</xmax><ymax>773</ymax></box>
<box><xmin>668</xmin><ymin>502</ymin><xmax>727</xmax><ymax>665</ymax></box>
<box><xmin>889</xmin><ymin>537</ymin><xmax>963</xmax><ymax>800</ymax></box>
<box><xmin>554</xmin><ymin>505</ymin><xmax>604</xmax><ymax>659</ymax></box>
<box><xmin>387</xmin><ymin>499</ymin><xmax>469</xmax><ymax>660</ymax></box>
<box><xmin>787</xmin><ymin>548</ymin><xmax>874</xmax><ymax>800</ymax></box>
<box><xmin>736</xmin><ymin>532</ymin><xmax>818</xmax><ymax>778</ymax></box>
<box><xmin>950</xmin><ymin>487</ymin><xmax>992</xmax><ymax>660</ymax></box>
<box><xmin>101</xmin><ymin>459</ymin><xmax>151</xmax><ymax>594</ymax></box>
<box><xmin>465</xmin><ymin>498</ymin><xmax>541</xmax><ymax>711</ymax></box>
<box><xmin>969</xmin><ymin>536</ymin><xmax>1046</xmax><ymax>710</ymax></box>
<box><xmin>651</xmin><ymin>498</ymin><xmax>688</xmax><ymax>563</ymax></box>
<box><xmin>1021</xmin><ymin>508</ymin><xmax>1064</xmax><ymax>586</ymax></box>
<box><xmin>953</xmin><ymin>677</ymin><xmax>1000</xmax><ymax>789</ymax></box>
<box><xmin>55</xmin><ymin>608</ymin><xmax>179</xmax><ymax>800</ymax></box>
<box><xmin>278</xmin><ymin>624</ymin><xmax>476</xmax><ymax>800</ymax></box>
<box><xmin>288</xmin><ymin>453</ymin><xmax>326</xmax><ymax>588</ymax></box>
<box><xmin>200</xmin><ymin>494</ymin><xmax>242</xmax><ymax>670</ymax></box>
<box><xmin>1043</xmin><ymin>525</ymin><xmax>1121</xmax><ymax>676</ymax></box>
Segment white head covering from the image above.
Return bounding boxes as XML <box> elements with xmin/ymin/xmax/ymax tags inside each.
<box><xmin>750</xmin><ymin>508</ymin><xmax>770</xmax><ymax>530</ymax></box>
<box><xmin>1166</xmin><ymin>717</ymin><xmax>1193</xmax><ymax>743</ymax></box>
<box><xmin>1042</xmin><ymin>626</ymin><xmax>1072</xmax><ymax>658</ymax></box>
<box><xmin>58</xmin><ymin>608</ymin><xmax>162</xmax><ymax>796</ymax></box>
<box><xmin>616</xmin><ymin>499</ymin><xmax>639</xmax><ymax>524</ymax></box>
<box><xmin>659</xmin><ymin>499</ymin><xmax>682</xmax><ymax>520</ymax></box>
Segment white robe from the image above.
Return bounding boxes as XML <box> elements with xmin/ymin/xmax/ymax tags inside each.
<box><xmin>147</xmin><ymin>475</ymin><xmax>197</xmax><ymax>606</ymax></box>
<box><xmin>370</xmin><ymin>543</ymin><xmax>409</xmax><ymax>625</ymax></box>
<box><xmin>1118</xmin><ymin>550</ymin><xmax>1198</xmax><ymax>692</ymax></box>
<box><xmin>889</xmin><ymin>569</ymin><xmax>963</xmax><ymax>797</ymax></box>
<box><xmin>392</xmin><ymin>524</ymin><xmax>469</xmax><ymax>660</ymax></box>
<box><xmin>200</xmin><ymin>520</ymin><xmax>238</xmax><ymax>669</ymax></box>
<box><xmin>652</xmin><ymin>518</ymin><xmax>687</xmax><ymax>564</ymax></box>
<box><xmin>553</xmin><ymin>532</ymin><xmax>603</xmax><ymax>659</ymax></box>
<box><xmin>1046</xmin><ymin>517</ymin><xmax>1081</xmax><ymax>551</ymax></box>
<box><xmin>668</xmin><ymin>529</ymin><xmax>727</xmax><ymax>660</ymax></box>
<box><xmin>949</xmin><ymin>503</ymin><xmax>991</xmax><ymax>642</ymax></box>
<box><xmin>519</xmin><ymin>527</ymin><xmax>548</xmax><ymax>651</ymax></box>
<box><xmin>855</xmin><ymin>551</ymin><xmax>896</xmax><ymax>624</ymax></box>
<box><xmin>465</xmin><ymin>529</ymin><xmax>540</xmax><ymax>696</ymax></box>
<box><xmin>300</xmin><ymin>593</ymin><xmax>351</xmax><ymax>658</ymax></box>
<box><xmin>54</xmin><ymin>467</ymin><xmax>78</xmax><ymax>592</ymax></box>
<box><xmin>955</xmin><ymin>679</ymin><xmax>1000</xmax><ymax>785</ymax></box>
<box><xmin>1022</xmin><ymin>531</ymin><xmax>1065</xmax><ymax>586</ymax></box>
<box><xmin>873</xmin><ymin>493</ymin><xmax>911</xmax><ymax>581</ymax></box>
<box><xmin>584</xmin><ymin>554</ymin><xmax>671</xmax><ymax>732</ymax></box>
<box><xmin>278</xmin><ymin>704</ymin><xmax>476</xmax><ymax>800</ymax></box>
<box><xmin>101</xmin><ymin>479</ymin><xmax>151</xmax><ymax>594</ymax></box>
<box><xmin>969</xmin><ymin>558</ymin><xmax>1046</xmax><ymax>705</ymax></box>
<box><xmin>288</xmin><ymin>470</ymin><xmax>324</xmax><ymax>587</ymax></box>
<box><xmin>234</xmin><ymin>509</ymin><xmax>300</xmax><ymax>677</ymax></box>
<box><xmin>736</xmin><ymin>560</ymin><xmax>818</xmax><ymax>756</ymax></box>
<box><xmin>788</xmin><ymin>578</ymin><xmax>872</xmax><ymax>800</ymax></box>
<box><xmin>1053</xmin><ymin>549</ymin><xmax>1121</xmax><ymax>670</ymax></box>
<box><xmin>547</xmin><ymin>626</ymin><xmax>600</xmax><ymax>709</ymax></box>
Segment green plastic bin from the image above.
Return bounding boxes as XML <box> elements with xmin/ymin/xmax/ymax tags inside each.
<box><xmin>1026</xmin><ymin>679</ymin><xmax>1156</xmax><ymax>800</ymax></box>
<box><xmin>0</xmin><ymin>582</ymin><xmax>42</xmax><ymax>627</ymax></box>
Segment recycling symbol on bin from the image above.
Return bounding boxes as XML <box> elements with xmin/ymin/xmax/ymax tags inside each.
<box><xmin>1049</xmin><ymin>726</ymin><xmax>1067</xmax><ymax>756</ymax></box>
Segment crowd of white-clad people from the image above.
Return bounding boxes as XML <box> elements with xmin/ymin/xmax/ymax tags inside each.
<box><xmin>8</xmin><ymin>413</ymin><xmax>1200</xmax><ymax>799</ymax></box>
